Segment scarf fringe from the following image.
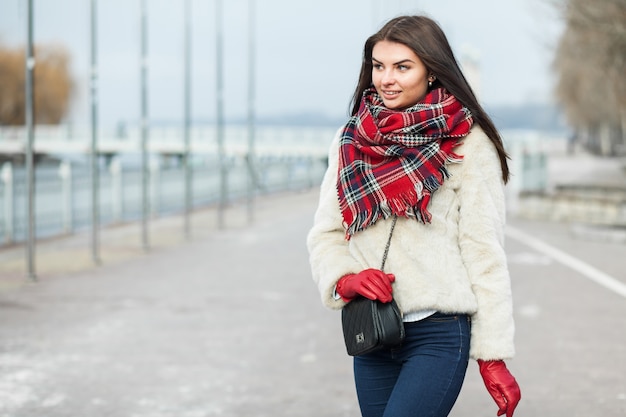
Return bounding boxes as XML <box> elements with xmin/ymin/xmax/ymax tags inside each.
<box><xmin>344</xmin><ymin>152</ymin><xmax>463</xmax><ymax>238</ymax></box>
<box><xmin>345</xmin><ymin>195</ymin><xmax>430</xmax><ymax>238</ymax></box>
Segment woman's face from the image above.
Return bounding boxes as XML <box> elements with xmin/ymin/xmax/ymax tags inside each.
<box><xmin>371</xmin><ymin>40</ymin><xmax>431</xmax><ymax>110</ymax></box>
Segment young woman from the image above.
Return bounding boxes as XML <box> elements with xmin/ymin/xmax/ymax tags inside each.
<box><xmin>307</xmin><ymin>15</ymin><xmax>521</xmax><ymax>417</ymax></box>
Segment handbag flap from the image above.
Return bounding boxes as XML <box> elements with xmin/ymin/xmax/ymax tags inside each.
<box><xmin>341</xmin><ymin>297</ymin><xmax>380</xmax><ymax>356</ymax></box>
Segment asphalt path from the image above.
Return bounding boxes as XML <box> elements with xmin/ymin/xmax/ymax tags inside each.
<box><xmin>0</xmin><ymin>189</ymin><xmax>624</xmax><ymax>417</ymax></box>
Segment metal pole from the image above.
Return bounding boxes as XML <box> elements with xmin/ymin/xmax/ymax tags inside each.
<box><xmin>246</xmin><ymin>0</ymin><xmax>256</xmax><ymax>224</ymax></box>
<box><xmin>59</xmin><ymin>161</ymin><xmax>73</xmax><ymax>234</ymax></box>
<box><xmin>110</xmin><ymin>157</ymin><xmax>123</xmax><ymax>222</ymax></box>
<box><xmin>1</xmin><ymin>163</ymin><xmax>14</xmax><ymax>244</ymax></box>
<box><xmin>25</xmin><ymin>0</ymin><xmax>36</xmax><ymax>281</ymax></box>
<box><xmin>216</xmin><ymin>0</ymin><xmax>226</xmax><ymax>229</ymax></box>
<box><xmin>140</xmin><ymin>0</ymin><xmax>150</xmax><ymax>250</ymax></box>
<box><xmin>90</xmin><ymin>0</ymin><xmax>101</xmax><ymax>264</ymax></box>
<box><xmin>183</xmin><ymin>0</ymin><xmax>192</xmax><ymax>238</ymax></box>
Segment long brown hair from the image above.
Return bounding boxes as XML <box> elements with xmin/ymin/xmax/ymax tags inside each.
<box><xmin>350</xmin><ymin>15</ymin><xmax>509</xmax><ymax>183</ymax></box>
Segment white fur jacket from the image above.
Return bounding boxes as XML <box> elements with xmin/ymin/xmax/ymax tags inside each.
<box><xmin>307</xmin><ymin>126</ymin><xmax>515</xmax><ymax>360</ymax></box>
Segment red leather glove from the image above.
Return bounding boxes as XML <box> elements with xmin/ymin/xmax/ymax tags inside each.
<box><xmin>478</xmin><ymin>360</ymin><xmax>521</xmax><ymax>417</ymax></box>
<box><xmin>336</xmin><ymin>269</ymin><xmax>395</xmax><ymax>303</ymax></box>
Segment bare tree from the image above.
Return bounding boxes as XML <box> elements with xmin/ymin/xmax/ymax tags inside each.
<box><xmin>0</xmin><ymin>43</ymin><xmax>73</xmax><ymax>126</ymax></box>
<box><xmin>552</xmin><ymin>0</ymin><xmax>626</xmax><ymax>155</ymax></box>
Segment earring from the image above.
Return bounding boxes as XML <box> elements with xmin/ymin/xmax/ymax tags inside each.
<box><xmin>428</xmin><ymin>80</ymin><xmax>432</xmax><ymax>87</ymax></box>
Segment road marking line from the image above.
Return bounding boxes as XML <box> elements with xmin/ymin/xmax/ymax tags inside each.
<box><xmin>506</xmin><ymin>225</ymin><xmax>626</xmax><ymax>298</ymax></box>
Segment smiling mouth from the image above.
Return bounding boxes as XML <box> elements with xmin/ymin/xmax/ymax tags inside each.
<box><xmin>382</xmin><ymin>90</ymin><xmax>401</xmax><ymax>97</ymax></box>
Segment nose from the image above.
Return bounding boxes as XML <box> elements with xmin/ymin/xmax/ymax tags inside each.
<box><xmin>380</xmin><ymin>69</ymin><xmax>395</xmax><ymax>86</ymax></box>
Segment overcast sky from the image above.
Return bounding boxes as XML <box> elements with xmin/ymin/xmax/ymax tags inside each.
<box><xmin>0</xmin><ymin>0</ymin><xmax>563</xmax><ymax>129</ymax></box>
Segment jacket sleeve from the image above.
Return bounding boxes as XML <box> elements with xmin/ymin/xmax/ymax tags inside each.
<box><xmin>457</xmin><ymin>131</ymin><xmax>515</xmax><ymax>360</ymax></box>
<box><xmin>307</xmin><ymin>129</ymin><xmax>363</xmax><ymax>310</ymax></box>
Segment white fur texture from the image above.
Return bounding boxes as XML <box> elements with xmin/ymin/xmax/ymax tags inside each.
<box><xmin>307</xmin><ymin>127</ymin><xmax>515</xmax><ymax>360</ymax></box>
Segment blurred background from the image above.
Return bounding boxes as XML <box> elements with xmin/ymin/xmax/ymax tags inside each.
<box><xmin>0</xmin><ymin>0</ymin><xmax>624</xmax><ymax>269</ymax></box>
<box><xmin>0</xmin><ymin>1</ymin><xmax>625</xmax><ymax>416</ymax></box>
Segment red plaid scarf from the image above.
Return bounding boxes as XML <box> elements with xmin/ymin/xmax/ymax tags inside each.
<box><xmin>337</xmin><ymin>87</ymin><xmax>473</xmax><ymax>238</ymax></box>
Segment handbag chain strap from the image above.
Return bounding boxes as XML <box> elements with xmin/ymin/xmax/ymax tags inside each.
<box><xmin>380</xmin><ymin>215</ymin><xmax>398</xmax><ymax>272</ymax></box>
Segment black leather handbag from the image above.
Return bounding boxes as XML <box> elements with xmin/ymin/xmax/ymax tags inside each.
<box><xmin>341</xmin><ymin>216</ymin><xmax>405</xmax><ymax>356</ymax></box>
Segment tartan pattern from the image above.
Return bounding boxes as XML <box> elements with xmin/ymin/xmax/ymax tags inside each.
<box><xmin>337</xmin><ymin>87</ymin><xmax>473</xmax><ymax>238</ymax></box>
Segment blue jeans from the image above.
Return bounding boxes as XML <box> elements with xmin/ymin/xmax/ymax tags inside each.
<box><xmin>353</xmin><ymin>312</ymin><xmax>471</xmax><ymax>417</ymax></box>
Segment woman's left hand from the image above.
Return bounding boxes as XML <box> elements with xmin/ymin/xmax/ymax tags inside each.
<box><xmin>477</xmin><ymin>359</ymin><xmax>521</xmax><ymax>417</ymax></box>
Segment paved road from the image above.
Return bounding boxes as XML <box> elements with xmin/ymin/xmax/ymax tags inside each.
<box><xmin>0</xmin><ymin>189</ymin><xmax>624</xmax><ymax>417</ymax></box>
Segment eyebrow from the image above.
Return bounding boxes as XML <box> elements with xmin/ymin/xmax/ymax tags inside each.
<box><xmin>372</xmin><ymin>57</ymin><xmax>415</xmax><ymax>65</ymax></box>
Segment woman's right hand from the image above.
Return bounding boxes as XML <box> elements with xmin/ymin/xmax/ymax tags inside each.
<box><xmin>336</xmin><ymin>269</ymin><xmax>396</xmax><ymax>302</ymax></box>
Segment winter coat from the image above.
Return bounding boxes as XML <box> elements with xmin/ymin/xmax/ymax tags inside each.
<box><xmin>307</xmin><ymin>126</ymin><xmax>515</xmax><ymax>360</ymax></box>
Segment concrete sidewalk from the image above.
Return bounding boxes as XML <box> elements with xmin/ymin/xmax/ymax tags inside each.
<box><xmin>0</xmin><ymin>190</ymin><xmax>360</xmax><ymax>416</ymax></box>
